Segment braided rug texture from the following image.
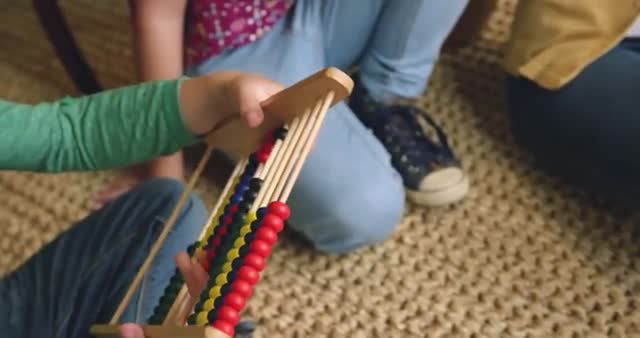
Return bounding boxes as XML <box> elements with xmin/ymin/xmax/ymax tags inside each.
<box><xmin>1</xmin><ymin>1</ymin><xmax>640</xmax><ymax>337</ymax></box>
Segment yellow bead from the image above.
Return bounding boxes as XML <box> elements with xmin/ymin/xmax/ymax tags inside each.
<box><xmin>227</xmin><ymin>249</ymin><xmax>240</xmax><ymax>260</ymax></box>
<box><xmin>208</xmin><ymin>286</ymin><xmax>221</xmax><ymax>298</ymax></box>
<box><xmin>222</xmin><ymin>262</ymin><xmax>233</xmax><ymax>273</ymax></box>
<box><xmin>196</xmin><ymin>311</ymin><xmax>208</xmax><ymax>325</ymax></box>
<box><xmin>233</xmin><ymin>237</ymin><xmax>245</xmax><ymax>248</ymax></box>
<box><xmin>246</xmin><ymin>212</ymin><xmax>257</xmax><ymax>223</ymax></box>
<box><xmin>240</xmin><ymin>225</ymin><xmax>252</xmax><ymax>236</ymax></box>
<box><xmin>215</xmin><ymin>273</ymin><xmax>228</xmax><ymax>285</ymax></box>
<box><xmin>203</xmin><ymin>298</ymin><xmax>215</xmax><ymax>311</ymax></box>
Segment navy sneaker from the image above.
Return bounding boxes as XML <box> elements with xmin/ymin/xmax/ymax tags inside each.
<box><xmin>348</xmin><ymin>79</ymin><xmax>469</xmax><ymax>207</ymax></box>
<box><xmin>234</xmin><ymin>320</ymin><xmax>256</xmax><ymax>338</ymax></box>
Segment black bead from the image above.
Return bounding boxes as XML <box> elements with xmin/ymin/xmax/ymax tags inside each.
<box><xmin>274</xmin><ymin>127</ymin><xmax>288</xmax><ymax>140</ymax></box>
<box><xmin>248</xmin><ymin>153</ymin><xmax>259</xmax><ymax>164</ymax></box>
<box><xmin>238</xmin><ymin>201</ymin><xmax>251</xmax><ymax>213</ymax></box>
<box><xmin>227</xmin><ymin>270</ymin><xmax>237</xmax><ymax>282</ymax></box>
<box><xmin>249</xmin><ymin>178</ymin><xmax>263</xmax><ymax>191</ymax></box>
<box><xmin>244</xmin><ymin>232</ymin><xmax>256</xmax><ymax>242</ymax></box>
<box><xmin>221</xmin><ymin>283</ymin><xmax>232</xmax><ymax>295</ymax></box>
<box><xmin>239</xmin><ymin>245</ymin><xmax>250</xmax><ymax>256</ymax></box>
<box><xmin>207</xmin><ymin>309</ymin><xmax>219</xmax><ymax>322</ymax></box>
<box><xmin>232</xmin><ymin>257</ymin><xmax>244</xmax><ymax>269</ymax></box>
<box><xmin>214</xmin><ymin>297</ymin><xmax>225</xmax><ymax>308</ymax></box>
<box><xmin>243</xmin><ymin>190</ymin><xmax>258</xmax><ymax>204</ymax></box>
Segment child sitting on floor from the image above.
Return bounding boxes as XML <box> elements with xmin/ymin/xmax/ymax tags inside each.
<box><xmin>0</xmin><ymin>70</ymin><xmax>280</xmax><ymax>338</ymax></box>
<box><xmin>98</xmin><ymin>0</ymin><xmax>472</xmax><ymax>256</ymax></box>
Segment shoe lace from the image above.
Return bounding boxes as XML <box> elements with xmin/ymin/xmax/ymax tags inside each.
<box><xmin>376</xmin><ymin>106</ymin><xmax>454</xmax><ymax>170</ymax></box>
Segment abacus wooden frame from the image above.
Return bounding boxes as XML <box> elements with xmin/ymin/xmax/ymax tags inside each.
<box><xmin>89</xmin><ymin>67</ymin><xmax>354</xmax><ymax>338</ymax></box>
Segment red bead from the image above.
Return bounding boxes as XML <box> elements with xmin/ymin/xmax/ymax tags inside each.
<box><xmin>255</xmin><ymin>227</ymin><xmax>278</xmax><ymax>245</ymax></box>
<box><xmin>232</xmin><ymin>280</ymin><xmax>253</xmax><ymax>298</ymax></box>
<box><xmin>268</xmin><ymin>201</ymin><xmax>291</xmax><ymax>220</ymax></box>
<box><xmin>238</xmin><ymin>266</ymin><xmax>260</xmax><ymax>284</ymax></box>
<box><xmin>257</xmin><ymin>151</ymin><xmax>270</xmax><ymax>163</ymax></box>
<box><xmin>249</xmin><ymin>239</ymin><xmax>272</xmax><ymax>257</ymax></box>
<box><xmin>263</xmin><ymin>142</ymin><xmax>275</xmax><ymax>153</ymax></box>
<box><xmin>219</xmin><ymin>227</ymin><xmax>228</xmax><ymax>236</ymax></box>
<box><xmin>217</xmin><ymin>305</ymin><xmax>240</xmax><ymax>325</ymax></box>
<box><xmin>213</xmin><ymin>237</ymin><xmax>221</xmax><ymax>247</ymax></box>
<box><xmin>224</xmin><ymin>292</ymin><xmax>247</xmax><ymax>311</ymax></box>
<box><xmin>212</xmin><ymin>320</ymin><xmax>235</xmax><ymax>337</ymax></box>
<box><xmin>262</xmin><ymin>214</ymin><xmax>284</xmax><ymax>233</ymax></box>
<box><xmin>207</xmin><ymin>249</ymin><xmax>216</xmax><ymax>260</ymax></box>
<box><xmin>231</xmin><ymin>204</ymin><xmax>238</xmax><ymax>213</ymax></box>
<box><xmin>223</xmin><ymin>216</ymin><xmax>233</xmax><ymax>225</ymax></box>
<box><xmin>243</xmin><ymin>253</ymin><xmax>266</xmax><ymax>271</ymax></box>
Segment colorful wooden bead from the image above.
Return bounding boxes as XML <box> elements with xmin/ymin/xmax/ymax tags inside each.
<box><xmin>274</xmin><ymin>127</ymin><xmax>288</xmax><ymax>139</ymax></box>
<box><xmin>196</xmin><ymin>311</ymin><xmax>208</xmax><ymax>325</ymax></box>
<box><xmin>255</xmin><ymin>227</ymin><xmax>277</xmax><ymax>245</ymax></box>
<box><xmin>257</xmin><ymin>151</ymin><xmax>270</xmax><ymax>163</ymax></box>
<box><xmin>268</xmin><ymin>201</ymin><xmax>291</xmax><ymax>220</ymax></box>
<box><xmin>232</xmin><ymin>280</ymin><xmax>253</xmax><ymax>298</ymax></box>
<box><xmin>238</xmin><ymin>266</ymin><xmax>260</xmax><ymax>284</ymax></box>
<box><xmin>203</xmin><ymin>298</ymin><xmax>215</xmax><ymax>311</ymax></box>
<box><xmin>212</xmin><ymin>320</ymin><xmax>235</xmax><ymax>337</ymax></box>
<box><xmin>222</xmin><ymin>262</ymin><xmax>233</xmax><ymax>273</ymax></box>
<box><xmin>262</xmin><ymin>214</ymin><xmax>284</xmax><ymax>232</ymax></box>
<box><xmin>249</xmin><ymin>240</ymin><xmax>272</xmax><ymax>257</ymax></box>
<box><xmin>208</xmin><ymin>286</ymin><xmax>222</xmax><ymax>298</ymax></box>
<box><xmin>217</xmin><ymin>305</ymin><xmax>240</xmax><ymax>325</ymax></box>
<box><xmin>233</xmin><ymin>237</ymin><xmax>245</xmax><ymax>248</ymax></box>
<box><xmin>243</xmin><ymin>253</ymin><xmax>266</xmax><ymax>271</ymax></box>
<box><xmin>224</xmin><ymin>292</ymin><xmax>247</xmax><ymax>311</ymax></box>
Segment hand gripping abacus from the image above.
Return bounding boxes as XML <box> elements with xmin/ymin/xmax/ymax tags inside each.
<box><xmin>90</xmin><ymin>67</ymin><xmax>353</xmax><ymax>338</ymax></box>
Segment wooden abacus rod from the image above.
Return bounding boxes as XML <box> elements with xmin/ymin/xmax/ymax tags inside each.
<box><xmin>110</xmin><ymin>143</ymin><xmax>216</xmax><ymax>324</ymax></box>
<box><xmin>253</xmin><ymin>124</ymin><xmax>289</xmax><ymax>179</ymax></box>
<box><xmin>279</xmin><ymin>91</ymin><xmax>334</xmax><ymax>202</ymax></box>
<box><xmin>199</xmin><ymin>158</ymin><xmax>248</xmax><ymax>239</ymax></box>
<box><xmin>249</xmin><ymin>113</ymin><xmax>306</xmax><ymax>213</ymax></box>
<box><xmin>268</xmin><ymin>93</ymin><xmax>329</xmax><ymax>204</ymax></box>
<box><xmin>161</xmin><ymin>158</ymin><xmax>249</xmax><ymax>326</ymax></box>
<box><xmin>254</xmin><ymin>104</ymin><xmax>316</xmax><ymax>208</ymax></box>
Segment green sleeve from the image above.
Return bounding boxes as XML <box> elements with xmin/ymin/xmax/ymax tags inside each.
<box><xmin>0</xmin><ymin>79</ymin><xmax>200</xmax><ymax>173</ymax></box>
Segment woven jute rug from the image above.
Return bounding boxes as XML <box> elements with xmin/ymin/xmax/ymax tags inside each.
<box><xmin>2</xmin><ymin>1</ymin><xmax>640</xmax><ymax>337</ymax></box>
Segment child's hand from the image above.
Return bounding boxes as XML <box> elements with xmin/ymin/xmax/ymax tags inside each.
<box><xmin>180</xmin><ymin>71</ymin><xmax>285</xmax><ymax>136</ymax></box>
<box><xmin>118</xmin><ymin>251</ymin><xmax>209</xmax><ymax>338</ymax></box>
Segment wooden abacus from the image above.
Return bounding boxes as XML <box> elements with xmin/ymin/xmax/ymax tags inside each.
<box><xmin>90</xmin><ymin>67</ymin><xmax>354</xmax><ymax>338</ymax></box>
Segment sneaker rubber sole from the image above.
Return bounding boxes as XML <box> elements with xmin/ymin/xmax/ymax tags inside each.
<box><xmin>406</xmin><ymin>167</ymin><xmax>470</xmax><ymax>207</ymax></box>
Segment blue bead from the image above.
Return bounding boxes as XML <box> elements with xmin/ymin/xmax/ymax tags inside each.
<box><xmin>257</xmin><ymin>207</ymin><xmax>268</xmax><ymax>218</ymax></box>
<box><xmin>244</xmin><ymin>232</ymin><xmax>255</xmax><ymax>242</ymax></box>
<box><xmin>232</xmin><ymin>257</ymin><xmax>243</xmax><ymax>269</ymax></box>
<box><xmin>230</xmin><ymin>193</ymin><xmax>243</xmax><ymax>204</ymax></box>
<box><xmin>239</xmin><ymin>245</ymin><xmax>250</xmax><ymax>256</ymax></box>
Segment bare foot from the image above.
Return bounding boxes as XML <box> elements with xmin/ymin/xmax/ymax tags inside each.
<box><xmin>94</xmin><ymin>173</ymin><xmax>146</xmax><ymax>209</ymax></box>
<box><xmin>94</xmin><ymin>153</ymin><xmax>185</xmax><ymax>209</ymax></box>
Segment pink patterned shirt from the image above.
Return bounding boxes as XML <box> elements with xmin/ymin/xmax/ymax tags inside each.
<box><xmin>184</xmin><ymin>0</ymin><xmax>295</xmax><ymax>67</ymax></box>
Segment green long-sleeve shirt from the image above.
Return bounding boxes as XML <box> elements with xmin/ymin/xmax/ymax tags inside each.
<box><xmin>0</xmin><ymin>79</ymin><xmax>199</xmax><ymax>173</ymax></box>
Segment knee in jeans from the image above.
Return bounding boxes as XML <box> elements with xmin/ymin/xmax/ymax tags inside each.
<box><xmin>134</xmin><ymin>177</ymin><xmax>207</xmax><ymax>233</ymax></box>
<box><xmin>304</xmin><ymin>180</ymin><xmax>405</xmax><ymax>254</ymax></box>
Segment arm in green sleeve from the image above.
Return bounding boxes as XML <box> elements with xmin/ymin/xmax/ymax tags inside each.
<box><xmin>0</xmin><ymin>79</ymin><xmax>199</xmax><ymax>173</ymax></box>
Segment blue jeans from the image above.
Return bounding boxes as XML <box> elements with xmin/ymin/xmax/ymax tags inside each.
<box><xmin>507</xmin><ymin>38</ymin><xmax>640</xmax><ymax>207</ymax></box>
<box><xmin>188</xmin><ymin>0</ymin><xmax>469</xmax><ymax>253</ymax></box>
<box><xmin>0</xmin><ymin>178</ymin><xmax>207</xmax><ymax>337</ymax></box>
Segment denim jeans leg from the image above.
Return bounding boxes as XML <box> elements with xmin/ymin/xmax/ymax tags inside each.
<box><xmin>0</xmin><ymin>177</ymin><xmax>207</xmax><ymax>338</ymax></box>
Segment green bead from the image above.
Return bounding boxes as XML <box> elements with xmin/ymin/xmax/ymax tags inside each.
<box><xmin>157</xmin><ymin>302</ymin><xmax>171</xmax><ymax>314</ymax></box>
<box><xmin>187</xmin><ymin>313</ymin><xmax>197</xmax><ymax>325</ymax></box>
